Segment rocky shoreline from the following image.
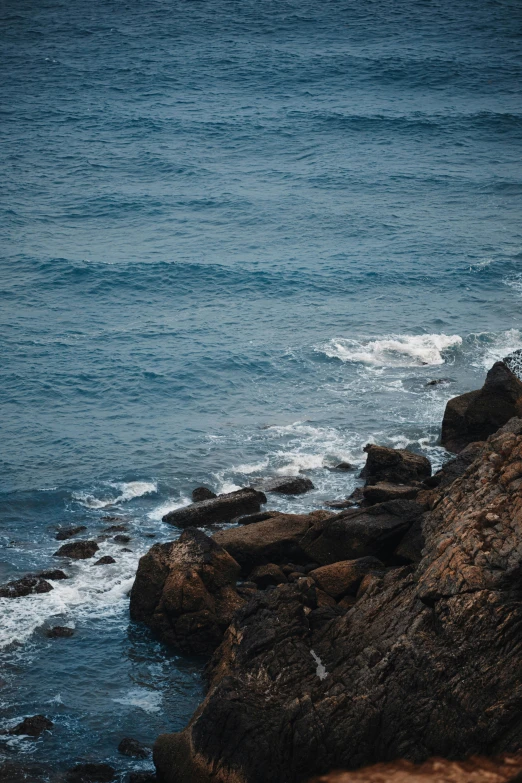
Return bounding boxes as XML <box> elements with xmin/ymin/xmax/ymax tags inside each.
<box><xmin>3</xmin><ymin>353</ymin><xmax>522</xmax><ymax>783</ymax></box>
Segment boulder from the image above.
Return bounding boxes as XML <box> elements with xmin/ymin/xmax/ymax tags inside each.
<box><xmin>65</xmin><ymin>764</ymin><xmax>116</xmax><ymax>783</ymax></box>
<box><xmin>213</xmin><ymin>511</ymin><xmax>332</xmax><ymax>575</ymax></box>
<box><xmin>113</xmin><ymin>534</ymin><xmax>131</xmax><ymax>543</ymax></box>
<box><xmin>54</xmin><ymin>540</ymin><xmax>99</xmax><ymax>559</ymax></box>
<box><xmin>330</xmin><ymin>462</ymin><xmax>354</xmax><ymax>471</ymax></box>
<box><xmin>118</xmin><ymin>737</ymin><xmax>150</xmax><ymax>758</ymax></box>
<box><xmin>94</xmin><ymin>556</ymin><xmax>116</xmax><ymax>565</ymax></box>
<box><xmin>130</xmin><ymin>528</ymin><xmax>244</xmax><ymax>655</ymax></box>
<box><xmin>309</xmin><ymin>557</ymin><xmax>384</xmax><ymax>599</ymax></box>
<box><xmin>153</xmin><ymin>424</ymin><xmax>522</xmax><ymax>783</ymax></box>
<box><xmin>192</xmin><ymin>487</ymin><xmax>217</xmax><ymax>503</ymax></box>
<box><xmin>362</xmin><ymin>482</ymin><xmax>420</xmax><ymax>505</ymax></box>
<box><xmin>163</xmin><ymin>488</ymin><xmax>266</xmax><ymax>528</ymax></box>
<box><xmin>254</xmin><ymin>477</ymin><xmax>314</xmax><ymax>495</ymax></box>
<box><xmin>249</xmin><ymin>564</ymin><xmax>287</xmax><ymax>588</ymax></box>
<box><xmin>37</xmin><ymin>569</ymin><xmax>68</xmax><ymax>580</ymax></box>
<box><xmin>8</xmin><ymin>715</ymin><xmax>53</xmax><ymax>737</ymax></box>
<box><xmin>360</xmin><ymin>444</ymin><xmax>431</xmax><ymax>485</ymax></box>
<box><xmin>441</xmin><ymin>358</ymin><xmax>522</xmax><ymax>452</ymax></box>
<box><xmin>46</xmin><ymin>626</ymin><xmax>74</xmax><ymax>638</ymax></box>
<box><xmin>55</xmin><ymin>525</ymin><xmax>87</xmax><ymax>541</ymax></box>
<box><xmin>300</xmin><ymin>500</ymin><xmax>424</xmax><ymax>566</ymax></box>
<box><xmin>307</xmin><ymin>755</ymin><xmax>522</xmax><ymax>782</ymax></box>
<box><xmin>231</xmin><ymin>510</ymin><xmax>282</xmax><ymax>525</ymax></box>
<box><xmin>0</xmin><ymin>575</ymin><xmax>53</xmax><ymax>598</ymax></box>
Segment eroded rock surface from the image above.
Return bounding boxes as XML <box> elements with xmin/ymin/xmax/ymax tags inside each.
<box><xmin>162</xmin><ymin>488</ymin><xmax>266</xmax><ymax>527</ymax></box>
<box><xmin>254</xmin><ymin>476</ymin><xmax>314</xmax><ymax>495</ymax></box>
<box><xmin>360</xmin><ymin>445</ymin><xmax>431</xmax><ymax>486</ymax></box>
<box><xmin>154</xmin><ymin>422</ymin><xmax>522</xmax><ymax>783</ymax></box>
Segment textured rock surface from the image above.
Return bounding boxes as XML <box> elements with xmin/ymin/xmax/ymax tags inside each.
<box><xmin>130</xmin><ymin>528</ymin><xmax>244</xmax><ymax>654</ymax></box>
<box><xmin>55</xmin><ymin>525</ymin><xmax>87</xmax><ymax>540</ymax></box>
<box><xmin>308</xmin><ymin>755</ymin><xmax>522</xmax><ymax>782</ymax></box>
<box><xmin>254</xmin><ymin>476</ymin><xmax>314</xmax><ymax>495</ymax></box>
<box><xmin>7</xmin><ymin>715</ymin><xmax>53</xmax><ymax>737</ymax></box>
<box><xmin>192</xmin><ymin>487</ymin><xmax>218</xmax><ymax>502</ymax></box>
<box><xmin>362</xmin><ymin>482</ymin><xmax>420</xmax><ymax>505</ymax></box>
<box><xmin>360</xmin><ymin>445</ymin><xmax>431</xmax><ymax>486</ymax></box>
<box><xmin>154</xmin><ymin>423</ymin><xmax>522</xmax><ymax>783</ymax></box>
<box><xmin>309</xmin><ymin>557</ymin><xmax>384</xmax><ymax>599</ymax></box>
<box><xmin>0</xmin><ymin>575</ymin><xmax>53</xmax><ymax>598</ymax></box>
<box><xmin>162</xmin><ymin>488</ymin><xmax>266</xmax><ymax>527</ymax></box>
<box><xmin>54</xmin><ymin>540</ymin><xmax>99</xmax><ymax>559</ymax></box>
<box><xmin>441</xmin><ymin>360</ymin><xmax>522</xmax><ymax>453</ymax></box>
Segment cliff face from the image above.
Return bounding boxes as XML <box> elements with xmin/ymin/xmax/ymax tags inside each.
<box><xmin>153</xmin><ymin>419</ymin><xmax>522</xmax><ymax>783</ymax></box>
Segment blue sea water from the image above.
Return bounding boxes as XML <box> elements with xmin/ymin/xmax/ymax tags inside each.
<box><xmin>1</xmin><ymin>0</ymin><xmax>522</xmax><ymax>776</ymax></box>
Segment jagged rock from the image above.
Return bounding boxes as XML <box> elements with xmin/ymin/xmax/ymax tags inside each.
<box><xmin>308</xmin><ymin>754</ymin><xmax>522</xmax><ymax>782</ymax></box>
<box><xmin>153</xmin><ymin>424</ymin><xmax>522</xmax><ymax>783</ymax></box>
<box><xmin>441</xmin><ymin>359</ymin><xmax>522</xmax><ymax>453</ymax></box>
<box><xmin>130</xmin><ymin>528</ymin><xmax>244</xmax><ymax>654</ymax></box>
<box><xmin>163</xmin><ymin>488</ymin><xmax>266</xmax><ymax>527</ymax></box>
<box><xmin>360</xmin><ymin>444</ymin><xmax>431</xmax><ymax>485</ymax></box>
<box><xmin>54</xmin><ymin>540</ymin><xmax>99</xmax><ymax>559</ymax></box>
<box><xmin>118</xmin><ymin>737</ymin><xmax>150</xmax><ymax>758</ymax></box>
<box><xmin>55</xmin><ymin>525</ymin><xmax>87</xmax><ymax>541</ymax></box>
<box><xmin>8</xmin><ymin>715</ymin><xmax>53</xmax><ymax>737</ymax></box>
<box><xmin>362</xmin><ymin>482</ymin><xmax>420</xmax><ymax>505</ymax></box>
<box><xmin>213</xmin><ymin>511</ymin><xmax>333</xmax><ymax>575</ymax></box>
<box><xmin>37</xmin><ymin>569</ymin><xmax>68</xmax><ymax>580</ymax></box>
<box><xmin>192</xmin><ymin>487</ymin><xmax>217</xmax><ymax>503</ymax></box>
<box><xmin>248</xmin><ymin>563</ymin><xmax>287</xmax><ymax>588</ymax></box>
<box><xmin>300</xmin><ymin>500</ymin><xmax>424</xmax><ymax>566</ymax></box>
<box><xmin>231</xmin><ymin>510</ymin><xmax>282</xmax><ymax>525</ymax></box>
<box><xmin>94</xmin><ymin>556</ymin><xmax>116</xmax><ymax>565</ymax></box>
<box><xmin>0</xmin><ymin>575</ymin><xmax>53</xmax><ymax>598</ymax></box>
<box><xmin>309</xmin><ymin>557</ymin><xmax>384</xmax><ymax>599</ymax></box>
<box><xmin>65</xmin><ymin>764</ymin><xmax>116</xmax><ymax>783</ymax></box>
<box><xmin>254</xmin><ymin>477</ymin><xmax>314</xmax><ymax>495</ymax></box>
<box><xmin>46</xmin><ymin>626</ymin><xmax>74</xmax><ymax>638</ymax></box>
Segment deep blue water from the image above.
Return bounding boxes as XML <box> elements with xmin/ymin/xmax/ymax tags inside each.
<box><xmin>1</xmin><ymin>0</ymin><xmax>522</xmax><ymax>777</ymax></box>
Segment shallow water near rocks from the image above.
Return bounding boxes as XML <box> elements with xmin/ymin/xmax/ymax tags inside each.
<box><xmin>1</xmin><ymin>0</ymin><xmax>522</xmax><ymax>776</ymax></box>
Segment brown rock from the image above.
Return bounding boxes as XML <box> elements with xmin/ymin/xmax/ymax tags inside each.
<box><xmin>94</xmin><ymin>556</ymin><xmax>116</xmax><ymax>565</ymax></box>
<box><xmin>8</xmin><ymin>715</ymin><xmax>53</xmax><ymax>737</ymax></box>
<box><xmin>254</xmin><ymin>477</ymin><xmax>314</xmax><ymax>495</ymax></box>
<box><xmin>0</xmin><ymin>575</ymin><xmax>53</xmax><ymax>598</ymax></box>
<box><xmin>309</xmin><ymin>557</ymin><xmax>384</xmax><ymax>599</ymax></box>
<box><xmin>118</xmin><ymin>737</ymin><xmax>150</xmax><ymax>758</ymax></box>
<box><xmin>163</xmin><ymin>488</ymin><xmax>266</xmax><ymax>527</ymax></box>
<box><xmin>248</xmin><ymin>563</ymin><xmax>287</xmax><ymax>588</ymax></box>
<box><xmin>362</xmin><ymin>482</ymin><xmax>420</xmax><ymax>505</ymax></box>
<box><xmin>55</xmin><ymin>525</ymin><xmax>87</xmax><ymax>541</ymax></box>
<box><xmin>360</xmin><ymin>444</ymin><xmax>431</xmax><ymax>485</ymax></box>
<box><xmin>192</xmin><ymin>487</ymin><xmax>217</xmax><ymax>502</ymax></box>
<box><xmin>54</xmin><ymin>540</ymin><xmax>99</xmax><ymax>559</ymax></box>
<box><xmin>441</xmin><ymin>359</ymin><xmax>522</xmax><ymax>453</ymax></box>
<box><xmin>65</xmin><ymin>764</ymin><xmax>116</xmax><ymax>783</ymax></box>
<box><xmin>231</xmin><ymin>510</ymin><xmax>282</xmax><ymax>525</ymax></box>
<box><xmin>130</xmin><ymin>528</ymin><xmax>243</xmax><ymax>655</ymax></box>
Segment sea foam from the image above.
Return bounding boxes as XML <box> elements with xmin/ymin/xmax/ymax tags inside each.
<box><xmin>319</xmin><ymin>334</ymin><xmax>463</xmax><ymax>367</ymax></box>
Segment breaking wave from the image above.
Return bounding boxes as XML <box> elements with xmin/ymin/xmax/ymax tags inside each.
<box><xmin>319</xmin><ymin>334</ymin><xmax>463</xmax><ymax>367</ymax></box>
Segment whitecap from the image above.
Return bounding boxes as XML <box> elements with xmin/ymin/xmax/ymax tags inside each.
<box><xmin>73</xmin><ymin>480</ymin><xmax>157</xmax><ymax>509</ymax></box>
<box><xmin>147</xmin><ymin>495</ymin><xmax>190</xmax><ymax>522</ymax></box>
<box><xmin>469</xmin><ymin>329</ymin><xmax>522</xmax><ymax>370</ymax></box>
<box><xmin>318</xmin><ymin>334</ymin><xmax>462</xmax><ymax>367</ymax></box>
<box><xmin>113</xmin><ymin>688</ymin><xmax>162</xmax><ymax>714</ymax></box>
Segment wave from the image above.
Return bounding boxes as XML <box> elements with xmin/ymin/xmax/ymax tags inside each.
<box><xmin>318</xmin><ymin>334</ymin><xmax>462</xmax><ymax>367</ymax></box>
<box><xmin>73</xmin><ymin>480</ymin><xmax>157</xmax><ymax>509</ymax></box>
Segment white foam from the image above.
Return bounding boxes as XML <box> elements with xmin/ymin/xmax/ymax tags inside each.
<box><xmin>74</xmin><ymin>481</ymin><xmax>157</xmax><ymax>509</ymax></box>
<box><xmin>234</xmin><ymin>458</ymin><xmax>270</xmax><ymax>475</ymax></box>
<box><xmin>470</xmin><ymin>329</ymin><xmax>522</xmax><ymax>370</ymax></box>
<box><xmin>319</xmin><ymin>334</ymin><xmax>462</xmax><ymax>367</ymax></box>
<box><xmin>113</xmin><ymin>688</ymin><xmax>162</xmax><ymax>713</ymax></box>
<box><xmin>147</xmin><ymin>495</ymin><xmax>190</xmax><ymax>522</ymax></box>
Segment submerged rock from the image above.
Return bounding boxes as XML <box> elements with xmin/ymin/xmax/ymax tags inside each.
<box><xmin>254</xmin><ymin>476</ymin><xmax>314</xmax><ymax>495</ymax></box>
<box><xmin>54</xmin><ymin>540</ymin><xmax>99</xmax><ymax>559</ymax></box>
<box><xmin>0</xmin><ymin>575</ymin><xmax>53</xmax><ymax>598</ymax></box>
<box><xmin>130</xmin><ymin>528</ymin><xmax>244</xmax><ymax>655</ymax></box>
<box><xmin>8</xmin><ymin>715</ymin><xmax>53</xmax><ymax>737</ymax></box>
<box><xmin>46</xmin><ymin>626</ymin><xmax>74</xmax><ymax>638</ymax></box>
<box><xmin>55</xmin><ymin>525</ymin><xmax>87</xmax><ymax>541</ymax></box>
<box><xmin>37</xmin><ymin>569</ymin><xmax>69</xmax><ymax>580</ymax></box>
<box><xmin>94</xmin><ymin>556</ymin><xmax>116</xmax><ymax>565</ymax></box>
<box><xmin>162</xmin><ymin>488</ymin><xmax>266</xmax><ymax>527</ymax></box>
<box><xmin>441</xmin><ymin>358</ymin><xmax>522</xmax><ymax>453</ymax></box>
<box><xmin>231</xmin><ymin>510</ymin><xmax>282</xmax><ymax>525</ymax></box>
<box><xmin>153</xmin><ymin>423</ymin><xmax>522</xmax><ymax>783</ymax></box>
<box><xmin>65</xmin><ymin>764</ymin><xmax>116</xmax><ymax>783</ymax></box>
<box><xmin>118</xmin><ymin>737</ymin><xmax>150</xmax><ymax>758</ymax></box>
<box><xmin>192</xmin><ymin>487</ymin><xmax>217</xmax><ymax>502</ymax></box>
<box><xmin>360</xmin><ymin>444</ymin><xmax>431</xmax><ymax>485</ymax></box>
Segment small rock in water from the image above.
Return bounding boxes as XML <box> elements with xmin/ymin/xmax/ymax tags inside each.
<box><xmin>101</xmin><ymin>515</ymin><xmax>124</xmax><ymax>522</ymax></box>
<box><xmin>192</xmin><ymin>486</ymin><xmax>217</xmax><ymax>502</ymax></box>
<box><xmin>37</xmin><ymin>569</ymin><xmax>69</xmax><ymax>580</ymax></box>
<box><xmin>65</xmin><ymin>763</ymin><xmax>116</xmax><ymax>783</ymax></box>
<box><xmin>54</xmin><ymin>541</ymin><xmax>99</xmax><ymax>559</ymax></box>
<box><xmin>0</xmin><ymin>576</ymin><xmax>53</xmax><ymax>599</ymax></box>
<box><xmin>254</xmin><ymin>476</ymin><xmax>314</xmax><ymax>495</ymax></box>
<box><xmin>330</xmin><ymin>462</ymin><xmax>355</xmax><ymax>471</ymax></box>
<box><xmin>46</xmin><ymin>626</ymin><xmax>74</xmax><ymax>638</ymax></box>
<box><xmin>8</xmin><ymin>715</ymin><xmax>53</xmax><ymax>737</ymax></box>
<box><xmin>55</xmin><ymin>525</ymin><xmax>87</xmax><ymax>541</ymax></box>
<box><xmin>425</xmin><ymin>377</ymin><xmax>452</xmax><ymax>387</ymax></box>
<box><xmin>113</xmin><ymin>534</ymin><xmax>131</xmax><ymax>543</ymax></box>
<box><xmin>118</xmin><ymin>737</ymin><xmax>150</xmax><ymax>759</ymax></box>
<box><xmin>163</xmin><ymin>488</ymin><xmax>266</xmax><ymax>527</ymax></box>
<box><xmin>103</xmin><ymin>524</ymin><xmax>128</xmax><ymax>533</ymax></box>
<box><xmin>94</xmin><ymin>556</ymin><xmax>116</xmax><ymax>566</ymax></box>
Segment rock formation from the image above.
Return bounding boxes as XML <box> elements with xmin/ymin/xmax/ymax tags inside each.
<box><xmin>162</xmin><ymin>488</ymin><xmax>266</xmax><ymax>527</ymax></box>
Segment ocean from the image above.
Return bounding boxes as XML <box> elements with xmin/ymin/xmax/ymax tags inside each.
<box><xmin>1</xmin><ymin>0</ymin><xmax>521</xmax><ymax>776</ymax></box>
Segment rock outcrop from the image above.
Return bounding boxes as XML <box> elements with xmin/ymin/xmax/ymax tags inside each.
<box><xmin>7</xmin><ymin>715</ymin><xmax>53</xmax><ymax>737</ymax></box>
<box><xmin>254</xmin><ymin>477</ymin><xmax>314</xmax><ymax>495</ymax></box>
<box><xmin>153</xmin><ymin>420</ymin><xmax>522</xmax><ymax>783</ymax></box>
<box><xmin>130</xmin><ymin>528</ymin><xmax>244</xmax><ymax>655</ymax></box>
<box><xmin>360</xmin><ymin>445</ymin><xmax>431</xmax><ymax>485</ymax></box>
<box><xmin>0</xmin><ymin>575</ymin><xmax>53</xmax><ymax>598</ymax></box>
<box><xmin>441</xmin><ymin>358</ymin><xmax>522</xmax><ymax>452</ymax></box>
<box><xmin>54</xmin><ymin>540</ymin><xmax>99</xmax><ymax>559</ymax></box>
<box><xmin>162</xmin><ymin>488</ymin><xmax>266</xmax><ymax>527</ymax></box>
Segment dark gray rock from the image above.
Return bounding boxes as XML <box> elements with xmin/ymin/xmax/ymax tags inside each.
<box><xmin>118</xmin><ymin>737</ymin><xmax>150</xmax><ymax>759</ymax></box>
<box><xmin>46</xmin><ymin>626</ymin><xmax>74</xmax><ymax>638</ymax></box>
<box><xmin>360</xmin><ymin>444</ymin><xmax>431</xmax><ymax>486</ymax></box>
<box><xmin>0</xmin><ymin>576</ymin><xmax>53</xmax><ymax>598</ymax></box>
<box><xmin>254</xmin><ymin>476</ymin><xmax>314</xmax><ymax>495</ymax></box>
<box><xmin>163</xmin><ymin>488</ymin><xmax>266</xmax><ymax>528</ymax></box>
<box><xmin>65</xmin><ymin>764</ymin><xmax>116</xmax><ymax>783</ymax></box>
<box><xmin>55</xmin><ymin>525</ymin><xmax>87</xmax><ymax>541</ymax></box>
<box><xmin>37</xmin><ymin>569</ymin><xmax>69</xmax><ymax>580</ymax></box>
<box><xmin>8</xmin><ymin>715</ymin><xmax>53</xmax><ymax>737</ymax></box>
<box><xmin>113</xmin><ymin>534</ymin><xmax>131</xmax><ymax>543</ymax></box>
<box><xmin>54</xmin><ymin>540</ymin><xmax>99</xmax><ymax>559</ymax></box>
<box><xmin>94</xmin><ymin>556</ymin><xmax>116</xmax><ymax>566</ymax></box>
<box><xmin>231</xmin><ymin>510</ymin><xmax>282</xmax><ymax>526</ymax></box>
<box><xmin>192</xmin><ymin>487</ymin><xmax>217</xmax><ymax>502</ymax></box>
<box><xmin>362</xmin><ymin>482</ymin><xmax>420</xmax><ymax>505</ymax></box>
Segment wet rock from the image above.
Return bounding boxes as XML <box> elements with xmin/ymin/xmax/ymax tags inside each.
<box><xmin>254</xmin><ymin>476</ymin><xmax>314</xmax><ymax>495</ymax></box>
<box><xmin>128</xmin><ymin>774</ymin><xmax>156</xmax><ymax>783</ymax></box>
<box><xmin>213</xmin><ymin>511</ymin><xmax>332</xmax><ymax>575</ymax></box>
<box><xmin>231</xmin><ymin>510</ymin><xmax>282</xmax><ymax>526</ymax></box>
<box><xmin>54</xmin><ymin>540</ymin><xmax>99</xmax><ymax>559</ymax></box>
<box><xmin>425</xmin><ymin>377</ymin><xmax>452</xmax><ymax>387</ymax></box>
<box><xmin>65</xmin><ymin>764</ymin><xmax>116</xmax><ymax>783</ymax></box>
<box><xmin>248</xmin><ymin>563</ymin><xmax>287</xmax><ymax>588</ymax></box>
<box><xmin>330</xmin><ymin>462</ymin><xmax>355</xmax><ymax>471</ymax></box>
<box><xmin>0</xmin><ymin>575</ymin><xmax>53</xmax><ymax>598</ymax></box>
<box><xmin>103</xmin><ymin>524</ymin><xmax>128</xmax><ymax>533</ymax></box>
<box><xmin>37</xmin><ymin>569</ymin><xmax>69</xmax><ymax>580</ymax></box>
<box><xmin>441</xmin><ymin>358</ymin><xmax>522</xmax><ymax>453</ymax></box>
<box><xmin>308</xmin><ymin>754</ymin><xmax>522</xmax><ymax>782</ymax></box>
<box><xmin>360</xmin><ymin>444</ymin><xmax>431</xmax><ymax>485</ymax></box>
<box><xmin>425</xmin><ymin>440</ymin><xmax>486</xmax><ymax>489</ymax></box>
<box><xmin>0</xmin><ymin>762</ymin><xmax>48</xmax><ymax>782</ymax></box>
<box><xmin>46</xmin><ymin>626</ymin><xmax>74</xmax><ymax>638</ymax></box>
<box><xmin>55</xmin><ymin>525</ymin><xmax>87</xmax><ymax>541</ymax></box>
<box><xmin>94</xmin><ymin>556</ymin><xmax>116</xmax><ymax>565</ymax></box>
<box><xmin>300</xmin><ymin>500</ymin><xmax>424</xmax><ymax>566</ymax></box>
<box><xmin>192</xmin><ymin>487</ymin><xmax>217</xmax><ymax>503</ymax></box>
<box><xmin>113</xmin><ymin>534</ymin><xmax>131</xmax><ymax>543</ymax></box>
<box><xmin>101</xmin><ymin>515</ymin><xmax>125</xmax><ymax>522</ymax></box>
<box><xmin>324</xmin><ymin>498</ymin><xmax>359</xmax><ymax>510</ymax></box>
<box><xmin>163</xmin><ymin>488</ymin><xmax>266</xmax><ymax>528</ymax></box>
<box><xmin>309</xmin><ymin>557</ymin><xmax>384</xmax><ymax>599</ymax></box>
<box><xmin>130</xmin><ymin>528</ymin><xmax>244</xmax><ymax>654</ymax></box>
<box><xmin>362</xmin><ymin>482</ymin><xmax>420</xmax><ymax>505</ymax></box>
<box><xmin>156</xmin><ymin>425</ymin><xmax>522</xmax><ymax>783</ymax></box>
<box><xmin>8</xmin><ymin>715</ymin><xmax>53</xmax><ymax>737</ymax></box>
<box><xmin>118</xmin><ymin>737</ymin><xmax>150</xmax><ymax>759</ymax></box>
